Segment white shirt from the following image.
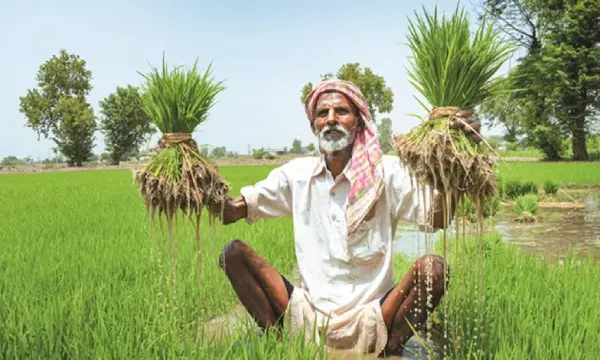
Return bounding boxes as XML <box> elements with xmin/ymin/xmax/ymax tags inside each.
<box><xmin>240</xmin><ymin>154</ymin><xmax>433</xmax><ymax>321</ymax></box>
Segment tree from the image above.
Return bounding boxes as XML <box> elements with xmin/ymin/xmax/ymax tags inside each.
<box><xmin>52</xmin><ymin>97</ymin><xmax>96</xmax><ymax>166</ymax></box>
<box><xmin>290</xmin><ymin>138</ymin><xmax>304</xmax><ymax>154</ymax></box>
<box><xmin>479</xmin><ymin>0</ymin><xmax>600</xmax><ymax>160</ymax></box>
<box><xmin>211</xmin><ymin>146</ymin><xmax>227</xmax><ymax>158</ymax></box>
<box><xmin>478</xmin><ymin>87</ymin><xmax>524</xmax><ymax>143</ymax></box>
<box><xmin>19</xmin><ymin>49</ymin><xmax>96</xmax><ymax>166</ymax></box>
<box><xmin>377</xmin><ymin>117</ymin><xmax>394</xmax><ymax>154</ymax></box>
<box><xmin>534</xmin><ymin>0</ymin><xmax>600</xmax><ymax>160</ymax></box>
<box><xmin>305</xmin><ymin>143</ymin><xmax>316</xmax><ymax>153</ymax></box>
<box><xmin>99</xmin><ymin>85</ymin><xmax>155</xmax><ymax>165</ymax></box>
<box><xmin>300</xmin><ymin>63</ymin><xmax>394</xmax><ymax>123</ymax></box>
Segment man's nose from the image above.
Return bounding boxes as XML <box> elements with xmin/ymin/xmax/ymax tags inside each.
<box><xmin>326</xmin><ymin>109</ymin><xmax>337</xmax><ymax>124</ymax></box>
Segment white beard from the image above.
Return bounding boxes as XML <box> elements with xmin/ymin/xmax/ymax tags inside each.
<box><xmin>317</xmin><ymin>124</ymin><xmax>356</xmax><ymax>154</ymax></box>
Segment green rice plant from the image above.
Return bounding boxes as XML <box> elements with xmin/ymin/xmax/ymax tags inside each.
<box><xmin>504</xmin><ymin>179</ymin><xmax>522</xmax><ymax>199</ymax></box>
<box><xmin>497</xmin><ymin>161</ymin><xmax>600</xmax><ymax>188</ymax></box>
<box><xmin>432</xmin><ymin>232</ymin><xmax>600</xmax><ymax>359</ymax></box>
<box><xmin>520</xmin><ymin>181</ymin><xmax>538</xmax><ymax>196</ymax></box>
<box><xmin>515</xmin><ymin>194</ymin><xmax>539</xmax><ymax>215</ymax></box>
<box><xmin>515</xmin><ymin>194</ymin><xmax>539</xmax><ymax>223</ymax></box>
<box><xmin>133</xmin><ymin>55</ymin><xmax>228</xmax><ymax>220</ymax></box>
<box><xmin>456</xmin><ymin>195</ymin><xmax>500</xmax><ymax>222</ymax></box>
<box><xmin>543</xmin><ymin>180</ymin><xmax>559</xmax><ymax>195</ymax></box>
<box><xmin>132</xmin><ymin>55</ymin><xmax>229</xmax><ymax>320</ymax></box>
<box><xmin>0</xmin><ymin>170</ymin><xmax>599</xmax><ymax>359</ymax></box>
<box><xmin>496</xmin><ymin>174</ymin><xmax>506</xmax><ymax>199</ymax></box>
<box><xmin>395</xmin><ymin>4</ymin><xmax>517</xmax><ymax>205</ymax></box>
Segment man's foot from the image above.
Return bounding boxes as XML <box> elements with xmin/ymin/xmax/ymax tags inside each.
<box><xmin>379</xmin><ymin>254</ymin><xmax>450</xmax><ymax>352</ymax></box>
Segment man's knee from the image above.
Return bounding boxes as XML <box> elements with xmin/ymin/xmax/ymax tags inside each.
<box><xmin>414</xmin><ymin>254</ymin><xmax>450</xmax><ymax>294</ymax></box>
<box><xmin>219</xmin><ymin>239</ymin><xmax>248</xmax><ymax>270</ymax></box>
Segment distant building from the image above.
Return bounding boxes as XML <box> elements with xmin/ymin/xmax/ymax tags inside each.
<box><xmin>264</xmin><ymin>148</ymin><xmax>287</xmax><ymax>156</ymax></box>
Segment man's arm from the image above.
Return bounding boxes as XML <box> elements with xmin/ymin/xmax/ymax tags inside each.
<box><xmin>390</xmin><ymin>157</ymin><xmax>457</xmax><ymax>232</ymax></box>
<box><xmin>429</xmin><ymin>191</ymin><xmax>458</xmax><ymax>231</ymax></box>
<box><xmin>211</xmin><ymin>164</ymin><xmax>293</xmax><ymax>225</ymax></box>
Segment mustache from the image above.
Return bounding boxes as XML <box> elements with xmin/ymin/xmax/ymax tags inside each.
<box><xmin>319</xmin><ymin>124</ymin><xmax>349</xmax><ymax>136</ymax></box>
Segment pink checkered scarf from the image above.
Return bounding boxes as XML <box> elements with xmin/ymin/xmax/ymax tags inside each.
<box><xmin>304</xmin><ymin>79</ymin><xmax>385</xmax><ymax>235</ymax></box>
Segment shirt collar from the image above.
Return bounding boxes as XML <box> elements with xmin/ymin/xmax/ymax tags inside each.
<box><xmin>310</xmin><ymin>153</ymin><xmax>352</xmax><ymax>180</ymax></box>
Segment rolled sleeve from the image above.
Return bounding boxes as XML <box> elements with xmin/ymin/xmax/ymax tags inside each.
<box><xmin>240</xmin><ymin>165</ymin><xmax>293</xmax><ymax>224</ymax></box>
<box><xmin>387</xmin><ymin>157</ymin><xmax>437</xmax><ymax>230</ymax></box>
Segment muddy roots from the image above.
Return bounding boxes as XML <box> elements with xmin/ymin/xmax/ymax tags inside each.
<box><xmin>394</xmin><ymin>132</ymin><xmax>496</xmax><ymax>202</ymax></box>
<box><xmin>133</xmin><ymin>142</ymin><xmax>229</xmax><ymax>220</ymax></box>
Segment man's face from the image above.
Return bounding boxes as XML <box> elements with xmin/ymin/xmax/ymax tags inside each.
<box><xmin>313</xmin><ymin>91</ymin><xmax>359</xmax><ymax>155</ymax></box>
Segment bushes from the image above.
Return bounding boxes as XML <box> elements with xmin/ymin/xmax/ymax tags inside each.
<box><xmin>543</xmin><ymin>180</ymin><xmax>559</xmax><ymax>195</ymax></box>
<box><xmin>499</xmin><ymin>178</ymin><xmax>559</xmax><ymax>200</ymax></box>
<box><xmin>504</xmin><ymin>179</ymin><xmax>538</xmax><ymax>199</ymax></box>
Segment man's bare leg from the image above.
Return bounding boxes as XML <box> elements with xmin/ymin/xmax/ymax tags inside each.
<box><xmin>379</xmin><ymin>254</ymin><xmax>450</xmax><ymax>355</ymax></box>
<box><xmin>218</xmin><ymin>239</ymin><xmax>294</xmax><ymax>331</ymax></box>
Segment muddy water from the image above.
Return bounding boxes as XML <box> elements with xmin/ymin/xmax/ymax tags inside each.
<box><xmin>394</xmin><ymin>190</ymin><xmax>600</xmax><ymax>260</ymax></box>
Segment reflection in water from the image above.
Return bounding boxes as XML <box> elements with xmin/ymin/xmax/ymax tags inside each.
<box><xmin>394</xmin><ymin>191</ymin><xmax>600</xmax><ymax>260</ymax></box>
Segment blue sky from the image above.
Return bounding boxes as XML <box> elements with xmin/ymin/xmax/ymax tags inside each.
<box><xmin>1</xmin><ymin>0</ymin><xmax>517</xmax><ymax>159</ymax></box>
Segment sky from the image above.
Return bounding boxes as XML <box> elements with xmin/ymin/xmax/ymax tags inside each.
<box><xmin>0</xmin><ymin>0</ymin><xmax>518</xmax><ymax>160</ymax></box>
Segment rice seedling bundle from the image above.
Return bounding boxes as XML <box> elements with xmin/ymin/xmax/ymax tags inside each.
<box><xmin>134</xmin><ymin>56</ymin><xmax>228</xmax><ymax>219</ymax></box>
<box><xmin>394</xmin><ymin>6</ymin><xmax>517</xmax><ymax>358</ymax></box>
<box><xmin>132</xmin><ymin>55</ymin><xmax>229</xmax><ymax>320</ymax></box>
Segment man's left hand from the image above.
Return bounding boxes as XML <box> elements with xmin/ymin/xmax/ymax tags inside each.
<box><xmin>450</xmin><ymin>112</ymin><xmax>483</xmax><ymax>144</ymax></box>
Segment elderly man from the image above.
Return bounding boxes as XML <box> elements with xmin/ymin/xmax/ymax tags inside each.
<box><xmin>214</xmin><ymin>79</ymin><xmax>481</xmax><ymax>356</ymax></box>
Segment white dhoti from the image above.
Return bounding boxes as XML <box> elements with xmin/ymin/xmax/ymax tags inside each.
<box><xmin>283</xmin><ymin>287</ymin><xmax>389</xmax><ymax>356</ymax></box>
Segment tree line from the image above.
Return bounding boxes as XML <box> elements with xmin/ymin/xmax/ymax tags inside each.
<box><xmin>17</xmin><ymin>52</ymin><xmax>397</xmax><ymax>166</ymax></box>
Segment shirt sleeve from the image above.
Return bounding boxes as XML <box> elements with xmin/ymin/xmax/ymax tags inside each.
<box><xmin>387</xmin><ymin>156</ymin><xmax>437</xmax><ymax>230</ymax></box>
<box><xmin>239</xmin><ymin>164</ymin><xmax>293</xmax><ymax>224</ymax></box>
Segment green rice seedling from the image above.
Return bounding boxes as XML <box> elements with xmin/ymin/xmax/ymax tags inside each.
<box><xmin>496</xmin><ymin>174</ymin><xmax>506</xmax><ymax>199</ymax></box>
<box><xmin>543</xmin><ymin>180</ymin><xmax>559</xmax><ymax>196</ymax></box>
<box><xmin>456</xmin><ymin>195</ymin><xmax>500</xmax><ymax>223</ymax></box>
<box><xmin>503</xmin><ymin>179</ymin><xmax>522</xmax><ymax>199</ymax></box>
<box><xmin>134</xmin><ymin>55</ymin><xmax>228</xmax><ymax>220</ymax></box>
<box><xmin>496</xmin><ymin>161</ymin><xmax>600</xmax><ymax>188</ymax></box>
<box><xmin>432</xmin><ymin>232</ymin><xmax>600</xmax><ymax>359</ymax></box>
<box><xmin>131</xmin><ymin>55</ymin><xmax>228</xmax><ymax>332</ymax></box>
<box><xmin>520</xmin><ymin>181</ymin><xmax>538</xmax><ymax>196</ymax></box>
<box><xmin>394</xmin><ymin>5</ymin><xmax>517</xmax><ymax>356</ymax></box>
<box><xmin>515</xmin><ymin>194</ymin><xmax>539</xmax><ymax>223</ymax></box>
<box><xmin>395</xmin><ymin>5</ymin><xmax>517</xmax><ymax>204</ymax></box>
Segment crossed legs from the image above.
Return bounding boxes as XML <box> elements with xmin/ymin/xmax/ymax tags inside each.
<box><xmin>219</xmin><ymin>239</ymin><xmax>449</xmax><ymax>353</ymax></box>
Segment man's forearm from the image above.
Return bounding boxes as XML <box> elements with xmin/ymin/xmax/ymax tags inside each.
<box><xmin>213</xmin><ymin>196</ymin><xmax>248</xmax><ymax>225</ymax></box>
<box><xmin>430</xmin><ymin>192</ymin><xmax>457</xmax><ymax>230</ymax></box>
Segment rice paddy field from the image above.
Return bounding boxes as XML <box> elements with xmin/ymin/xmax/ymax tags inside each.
<box><xmin>0</xmin><ymin>161</ymin><xmax>599</xmax><ymax>359</ymax></box>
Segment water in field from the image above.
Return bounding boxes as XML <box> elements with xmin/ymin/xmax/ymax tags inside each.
<box><xmin>394</xmin><ymin>190</ymin><xmax>600</xmax><ymax>260</ymax></box>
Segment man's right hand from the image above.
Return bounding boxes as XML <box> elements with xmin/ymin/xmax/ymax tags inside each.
<box><xmin>209</xmin><ymin>196</ymin><xmax>248</xmax><ymax>225</ymax></box>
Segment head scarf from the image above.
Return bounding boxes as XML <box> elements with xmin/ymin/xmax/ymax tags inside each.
<box><xmin>304</xmin><ymin>78</ymin><xmax>385</xmax><ymax>235</ymax></box>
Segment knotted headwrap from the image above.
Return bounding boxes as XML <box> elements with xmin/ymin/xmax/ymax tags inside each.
<box><xmin>304</xmin><ymin>79</ymin><xmax>385</xmax><ymax>235</ymax></box>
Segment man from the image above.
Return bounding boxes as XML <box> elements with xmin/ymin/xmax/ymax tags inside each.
<box><xmin>214</xmin><ymin>79</ymin><xmax>482</xmax><ymax>356</ymax></box>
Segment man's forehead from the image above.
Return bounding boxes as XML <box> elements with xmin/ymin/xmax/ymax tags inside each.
<box><xmin>315</xmin><ymin>91</ymin><xmax>352</xmax><ymax>107</ymax></box>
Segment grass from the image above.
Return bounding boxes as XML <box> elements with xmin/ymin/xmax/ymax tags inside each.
<box><xmin>497</xmin><ymin>161</ymin><xmax>600</xmax><ymax>188</ymax></box>
<box><xmin>0</xmin><ymin>166</ymin><xmax>598</xmax><ymax>359</ymax></box>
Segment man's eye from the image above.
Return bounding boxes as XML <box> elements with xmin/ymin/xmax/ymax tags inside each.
<box><xmin>336</xmin><ymin>108</ymin><xmax>349</xmax><ymax>115</ymax></box>
<box><xmin>317</xmin><ymin>110</ymin><xmax>328</xmax><ymax>117</ymax></box>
